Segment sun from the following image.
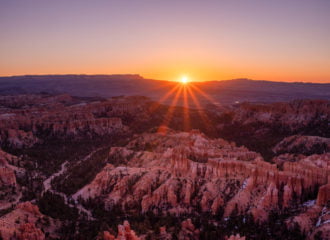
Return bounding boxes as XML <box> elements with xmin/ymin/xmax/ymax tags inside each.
<box><xmin>180</xmin><ymin>76</ymin><xmax>189</xmax><ymax>84</ymax></box>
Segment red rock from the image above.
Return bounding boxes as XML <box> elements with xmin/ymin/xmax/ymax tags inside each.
<box><xmin>178</xmin><ymin>219</ymin><xmax>199</xmax><ymax>240</ymax></box>
<box><xmin>159</xmin><ymin>226</ymin><xmax>172</xmax><ymax>240</ymax></box>
<box><xmin>0</xmin><ymin>166</ymin><xmax>16</xmax><ymax>187</ymax></box>
<box><xmin>75</xmin><ymin>130</ymin><xmax>330</xmax><ymax>223</ymax></box>
<box><xmin>101</xmin><ymin>231</ymin><xmax>116</xmax><ymax>240</ymax></box>
<box><xmin>316</xmin><ymin>184</ymin><xmax>330</xmax><ymax>206</ymax></box>
<box><xmin>0</xmin><ymin>95</ymin><xmax>152</xmax><ymax>148</ymax></box>
<box><xmin>16</xmin><ymin>202</ymin><xmax>41</xmax><ymax>216</ymax></box>
<box><xmin>97</xmin><ymin>221</ymin><xmax>141</xmax><ymax>240</ymax></box>
<box><xmin>17</xmin><ymin>223</ymin><xmax>45</xmax><ymax>240</ymax></box>
<box><xmin>226</xmin><ymin>234</ymin><xmax>246</xmax><ymax>240</ymax></box>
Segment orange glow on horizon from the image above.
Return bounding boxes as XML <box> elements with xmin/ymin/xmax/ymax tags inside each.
<box><xmin>1</xmin><ymin>1</ymin><xmax>330</xmax><ymax>83</ymax></box>
<box><xmin>1</xmin><ymin>65</ymin><xmax>329</xmax><ymax>83</ymax></box>
<box><xmin>180</xmin><ymin>76</ymin><xmax>189</xmax><ymax>84</ymax></box>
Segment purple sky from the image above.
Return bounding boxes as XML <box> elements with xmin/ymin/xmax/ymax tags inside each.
<box><xmin>1</xmin><ymin>0</ymin><xmax>329</xmax><ymax>82</ymax></box>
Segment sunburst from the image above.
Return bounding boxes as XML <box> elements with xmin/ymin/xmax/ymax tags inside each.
<box><xmin>155</xmin><ymin>76</ymin><xmax>215</xmax><ymax>134</ymax></box>
<box><xmin>180</xmin><ymin>76</ymin><xmax>189</xmax><ymax>84</ymax></box>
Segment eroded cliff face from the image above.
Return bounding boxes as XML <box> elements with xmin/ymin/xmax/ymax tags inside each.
<box><xmin>74</xmin><ymin>130</ymin><xmax>329</xmax><ymax>230</ymax></box>
<box><xmin>0</xmin><ymin>95</ymin><xmax>157</xmax><ymax>148</ymax></box>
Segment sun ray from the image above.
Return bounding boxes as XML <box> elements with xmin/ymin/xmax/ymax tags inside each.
<box><xmin>158</xmin><ymin>85</ymin><xmax>183</xmax><ymax>134</ymax></box>
<box><xmin>190</xmin><ymin>84</ymin><xmax>220</xmax><ymax>106</ymax></box>
<box><xmin>186</xmin><ymin>85</ymin><xmax>212</xmax><ymax>128</ymax></box>
<box><xmin>149</xmin><ymin>83</ymin><xmax>181</xmax><ymax>113</ymax></box>
<box><xmin>154</xmin><ymin>76</ymin><xmax>215</xmax><ymax>134</ymax></box>
<box><xmin>182</xmin><ymin>85</ymin><xmax>191</xmax><ymax>131</ymax></box>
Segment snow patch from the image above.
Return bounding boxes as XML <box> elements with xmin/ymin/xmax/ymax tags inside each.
<box><xmin>302</xmin><ymin>199</ymin><xmax>316</xmax><ymax>207</ymax></box>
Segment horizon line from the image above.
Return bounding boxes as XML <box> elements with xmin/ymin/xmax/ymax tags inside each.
<box><xmin>0</xmin><ymin>73</ymin><xmax>329</xmax><ymax>84</ymax></box>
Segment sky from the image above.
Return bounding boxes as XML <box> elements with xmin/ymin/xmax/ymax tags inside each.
<box><xmin>0</xmin><ymin>0</ymin><xmax>330</xmax><ymax>82</ymax></box>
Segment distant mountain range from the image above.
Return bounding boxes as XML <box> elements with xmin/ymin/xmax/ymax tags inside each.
<box><xmin>0</xmin><ymin>74</ymin><xmax>329</xmax><ymax>106</ymax></box>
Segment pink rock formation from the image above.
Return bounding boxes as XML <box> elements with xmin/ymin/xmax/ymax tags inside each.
<box><xmin>117</xmin><ymin>220</ymin><xmax>140</xmax><ymax>240</ymax></box>
<box><xmin>17</xmin><ymin>223</ymin><xmax>45</xmax><ymax>240</ymax></box>
<box><xmin>226</xmin><ymin>234</ymin><xmax>246</xmax><ymax>240</ymax></box>
<box><xmin>316</xmin><ymin>184</ymin><xmax>330</xmax><ymax>206</ymax></box>
<box><xmin>101</xmin><ymin>231</ymin><xmax>115</xmax><ymax>240</ymax></box>
<box><xmin>0</xmin><ymin>202</ymin><xmax>57</xmax><ymax>240</ymax></box>
<box><xmin>100</xmin><ymin>221</ymin><xmax>140</xmax><ymax>240</ymax></box>
<box><xmin>16</xmin><ymin>202</ymin><xmax>42</xmax><ymax>216</ymax></box>
<box><xmin>1</xmin><ymin>95</ymin><xmax>328</xmax><ymax>238</ymax></box>
<box><xmin>178</xmin><ymin>219</ymin><xmax>200</xmax><ymax>240</ymax></box>
<box><xmin>0</xmin><ymin>95</ymin><xmax>154</xmax><ymax>148</ymax></box>
<box><xmin>286</xmin><ymin>181</ymin><xmax>330</xmax><ymax>238</ymax></box>
<box><xmin>159</xmin><ymin>226</ymin><xmax>172</xmax><ymax>240</ymax></box>
<box><xmin>74</xmin><ymin>130</ymin><xmax>330</xmax><ymax>223</ymax></box>
<box><xmin>309</xmin><ymin>208</ymin><xmax>330</xmax><ymax>240</ymax></box>
<box><xmin>0</xmin><ymin>166</ymin><xmax>16</xmax><ymax>187</ymax></box>
<box><xmin>286</xmin><ymin>205</ymin><xmax>323</xmax><ymax>235</ymax></box>
<box><xmin>0</xmin><ymin>150</ymin><xmax>17</xmax><ymax>188</ymax></box>
<box><xmin>5</xmin><ymin>129</ymin><xmax>38</xmax><ymax>148</ymax></box>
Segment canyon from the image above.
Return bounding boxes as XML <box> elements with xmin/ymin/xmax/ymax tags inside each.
<box><xmin>0</xmin><ymin>93</ymin><xmax>329</xmax><ymax>239</ymax></box>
